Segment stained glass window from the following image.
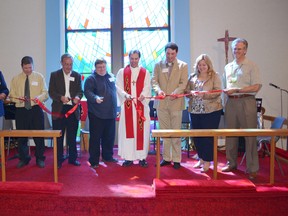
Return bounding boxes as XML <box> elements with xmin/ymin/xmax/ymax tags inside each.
<box><xmin>123</xmin><ymin>30</ymin><xmax>168</xmax><ymax>73</ymax></box>
<box><xmin>66</xmin><ymin>32</ymin><xmax>111</xmax><ymax>73</ymax></box>
<box><xmin>66</xmin><ymin>0</ymin><xmax>110</xmax><ymax>30</ymax></box>
<box><xmin>65</xmin><ymin>0</ymin><xmax>170</xmax><ymax>78</ymax></box>
<box><xmin>123</xmin><ymin>0</ymin><xmax>168</xmax><ymax>28</ymax></box>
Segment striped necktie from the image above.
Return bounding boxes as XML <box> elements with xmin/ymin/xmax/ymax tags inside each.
<box><xmin>24</xmin><ymin>75</ymin><xmax>31</xmax><ymax>110</ymax></box>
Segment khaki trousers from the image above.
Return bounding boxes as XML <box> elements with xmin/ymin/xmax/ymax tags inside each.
<box><xmin>157</xmin><ymin>109</ymin><xmax>182</xmax><ymax>163</ymax></box>
<box><xmin>224</xmin><ymin>96</ymin><xmax>259</xmax><ymax>173</ymax></box>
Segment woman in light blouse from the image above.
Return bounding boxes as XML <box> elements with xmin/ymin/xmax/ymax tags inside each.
<box><xmin>185</xmin><ymin>54</ymin><xmax>223</xmax><ymax>172</ymax></box>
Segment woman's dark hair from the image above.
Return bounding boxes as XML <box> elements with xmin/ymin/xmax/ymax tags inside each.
<box><xmin>94</xmin><ymin>58</ymin><xmax>107</xmax><ymax>67</ymax></box>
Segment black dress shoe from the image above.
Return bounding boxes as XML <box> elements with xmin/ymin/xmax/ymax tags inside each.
<box><xmin>122</xmin><ymin>160</ymin><xmax>133</xmax><ymax>167</ymax></box>
<box><xmin>69</xmin><ymin>160</ymin><xmax>81</xmax><ymax>166</ymax></box>
<box><xmin>139</xmin><ymin>159</ymin><xmax>148</xmax><ymax>168</ymax></box>
<box><xmin>90</xmin><ymin>164</ymin><xmax>99</xmax><ymax>169</ymax></box>
<box><xmin>17</xmin><ymin>158</ymin><xmax>31</xmax><ymax>168</ymax></box>
<box><xmin>103</xmin><ymin>158</ymin><xmax>118</xmax><ymax>163</ymax></box>
<box><xmin>173</xmin><ymin>162</ymin><xmax>181</xmax><ymax>169</ymax></box>
<box><xmin>36</xmin><ymin>160</ymin><xmax>45</xmax><ymax>168</ymax></box>
<box><xmin>57</xmin><ymin>162</ymin><xmax>62</xmax><ymax>169</ymax></box>
<box><xmin>160</xmin><ymin>160</ymin><xmax>171</xmax><ymax>167</ymax></box>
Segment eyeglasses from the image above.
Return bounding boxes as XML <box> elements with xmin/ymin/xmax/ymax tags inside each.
<box><xmin>233</xmin><ymin>48</ymin><xmax>246</xmax><ymax>51</ymax></box>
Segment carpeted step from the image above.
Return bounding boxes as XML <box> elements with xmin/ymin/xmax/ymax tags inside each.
<box><xmin>154</xmin><ymin>178</ymin><xmax>256</xmax><ymax>197</ymax></box>
<box><xmin>0</xmin><ymin>181</ymin><xmax>63</xmax><ymax>194</ymax></box>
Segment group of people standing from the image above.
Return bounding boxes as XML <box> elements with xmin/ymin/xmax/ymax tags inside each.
<box><xmin>184</xmin><ymin>38</ymin><xmax>261</xmax><ymax>180</ymax></box>
<box><xmin>1</xmin><ymin>55</ymin><xmax>83</xmax><ymax>169</ymax></box>
<box><xmin>0</xmin><ymin>38</ymin><xmax>261</xmax><ymax>180</ymax></box>
<box><xmin>151</xmin><ymin>39</ymin><xmax>261</xmax><ymax>180</ymax></box>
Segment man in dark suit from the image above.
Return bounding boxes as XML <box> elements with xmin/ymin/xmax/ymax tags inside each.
<box><xmin>48</xmin><ymin>53</ymin><xmax>83</xmax><ymax>168</ymax></box>
<box><xmin>0</xmin><ymin>71</ymin><xmax>9</xmax><ymax>130</ymax></box>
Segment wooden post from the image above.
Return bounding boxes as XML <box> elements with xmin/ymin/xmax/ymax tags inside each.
<box><xmin>156</xmin><ymin>137</ymin><xmax>161</xmax><ymax>179</ymax></box>
<box><xmin>1</xmin><ymin>136</ymin><xmax>6</xmax><ymax>182</ymax></box>
<box><xmin>213</xmin><ymin>136</ymin><xmax>218</xmax><ymax>179</ymax></box>
<box><xmin>53</xmin><ymin>136</ymin><xmax>58</xmax><ymax>183</ymax></box>
<box><xmin>270</xmin><ymin>136</ymin><xmax>275</xmax><ymax>184</ymax></box>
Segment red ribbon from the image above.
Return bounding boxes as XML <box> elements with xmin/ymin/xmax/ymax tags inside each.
<box><xmin>131</xmin><ymin>99</ymin><xmax>146</xmax><ymax>122</ymax></box>
<box><xmin>64</xmin><ymin>103</ymin><xmax>79</xmax><ymax>118</ymax></box>
<box><xmin>145</xmin><ymin>89</ymin><xmax>223</xmax><ymax>100</ymax></box>
<box><xmin>35</xmin><ymin>98</ymin><xmax>64</xmax><ymax>118</ymax></box>
<box><xmin>9</xmin><ymin>97</ymin><xmax>78</xmax><ymax>118</ymax></box>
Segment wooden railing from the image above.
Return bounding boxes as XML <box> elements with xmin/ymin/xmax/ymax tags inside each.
<box><xmin>0</xmin><ymin>130</ymin><xmax>62</xmax><ymax>183</ymax></box>
<box><xmin>152</xmin><ymin>128</ymin><xmax>288</xmax><ymax>184</ymax></box>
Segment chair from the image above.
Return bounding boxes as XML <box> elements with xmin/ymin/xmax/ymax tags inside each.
<box><xmin>80</xmin><ymin>116</ymin><xmax>89</xmax><ymax>155</ymax></box>
<box><xmin>43</xmin><ymin>112</ymin><xmax>53</xmax><ymax>147</ymax></box>
<box><xmin>149</xmin><ymin>101</ymin><xmax>158</xmax><ymax>154</ymax></box>
<box><xmin>3</xmin><ymin>119</ymin><xmax>15</xmax><ymax>159</ymax></box>
<box><xmin>181</xmin><ymin>108</ymin><xmax>191</xmax><ymax>157</ymax></box>
<box><xmin>3</xmin><ymin>102</ymin><xmax>17</xmax><ymax>160</ymax></box>
<box><xmin>240</xmin><ymin>116</ymin><xmax>286</xmax><ymax>175</ymax></box>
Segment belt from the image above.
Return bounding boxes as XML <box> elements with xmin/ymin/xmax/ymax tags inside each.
<box><xmin>18</xmin><ymin>105</ymin><xmax>39</xmax><ymax>109</ymax></box>
<box><xmin>228</xmin><ymin>94</ymin><xmax>254</xmax><ymax>99</ymax></box>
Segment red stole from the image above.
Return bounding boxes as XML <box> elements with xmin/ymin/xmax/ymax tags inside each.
<box><xmin>123</xmin><ymin>65</ymin><xmax>146</xmax><ymax>150</ymax></box>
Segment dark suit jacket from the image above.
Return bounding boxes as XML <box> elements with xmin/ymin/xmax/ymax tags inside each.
<box><xmin>0</xmin><ymin>71</ymin><xmax>9</xmax><ymax>117</ymax></box>
<box><xmin>48</xmin><ymin>69</ymin><xmax>83</xmax><ymax>120</ymax></box>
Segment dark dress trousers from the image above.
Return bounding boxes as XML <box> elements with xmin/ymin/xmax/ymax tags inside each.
<box><xmin>48</xmin><ymin>69</ymin><xmax>83</xmax><ymax>164</ymax></box>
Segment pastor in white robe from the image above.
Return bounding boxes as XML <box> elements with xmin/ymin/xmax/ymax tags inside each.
<box><xmin>116</xmin><ymin>66</ymin><xmax>151</xmax><ymax>161</ymax></box>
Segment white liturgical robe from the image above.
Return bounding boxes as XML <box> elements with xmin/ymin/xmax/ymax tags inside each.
<box><xmin>116</xmin><ymin>66</ymin><xmax>151</xmax><ymax>161</ymax></box>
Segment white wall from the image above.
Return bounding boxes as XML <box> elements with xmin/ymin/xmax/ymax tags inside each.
<box><xmin>0</xmin><ymin>0</ymin><xmax>288</xmax><ymax>119</ymax></box>
<box><xmin>189</xmin><ymin>0</ymin><xmax>288</xmax><ymax>118</ymax></box>
<box><xmin>0</xmin><ymin>0</ymin><xmax>46</xmax><ymax>87</ymax></box>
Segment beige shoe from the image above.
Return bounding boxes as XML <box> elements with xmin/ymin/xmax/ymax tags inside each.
<box><xmin>201</xmin><ymin>161</ymin><xmax>210</xmax><ymax>173</ymax></box>
<box><xmin>248</xmin><ymin>172</ymin><xmax>257</xmax><ymax>180</ymax></box>
<box><xmin>222</xmin><ymin>165</ymin><xmax>237</xmax><ymax>172</ymax></box>
<box><xmin>193</xmin><ymin>159</ymin><xmax>204</xmax><ymax>168</ymax></box>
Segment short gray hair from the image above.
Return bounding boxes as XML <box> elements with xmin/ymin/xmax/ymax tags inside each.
<box><xmin>231</xmin><ymin>38</ymin><xmax>248</xmax><ymax>50</ymax></box>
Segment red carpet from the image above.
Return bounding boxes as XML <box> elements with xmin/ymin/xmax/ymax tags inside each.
<box><xmin>0</xmin><ymin>146</ymin><xmax>288</xmax><ymax>215</ymax></box>
<box><xmin>154</xmin><ymin>179</ymin><xmax>256</xmax><ymax>197</ymax></box>
<box><xmin>0</xmin><ymin>181</ymin><xmax>63</xmax><ymax>194</ymax></box>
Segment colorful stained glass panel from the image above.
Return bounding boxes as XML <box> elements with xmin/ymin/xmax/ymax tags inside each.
<box><xmin>66</xmin><ymin>31</ymin><xmax>111</xmax><ymax>74</ymax></box>
<box><xmin>65</xmin><ymin>0</ymin><xmax>169</xmax><ymax>77</ymax></box>
<box><xmin>66</xmin><ymin>0</ymin><xmax>110</xmax><ymax>30</ymax></box>
<box><xmin>123</xmin><ymin>0</ymin><xmax>168</xmax><ymax>28</ymax></box>
<box><xmin>123</xmin><ymin>30</ymin><xmax>168</xmax><ymax>73</ymax></box>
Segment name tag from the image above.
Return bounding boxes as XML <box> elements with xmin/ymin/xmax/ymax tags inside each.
<box><xmin>32</xmin><ymin>81</ymin><xmax>38</xmax><ymax>86</ymax></box>
<box><xmin>109</xmin><ymin>77</ymin><xmax>115</xmax><ymax>82</ymax></box>
<box><xmin>69</xmin><ymin>77</ymin><xmax>75</xmax><ymax>81</ymax></box>
<box><xmin>162</xmin><ymin>68</ymin><xmax>169</xmax><ymax>73</ymax></box>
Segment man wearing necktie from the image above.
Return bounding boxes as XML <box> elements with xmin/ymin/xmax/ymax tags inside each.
<box><xmin>9</xmin><ymin>56</ymin><xmax>48</xmax><ymax>168</ymax></box>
